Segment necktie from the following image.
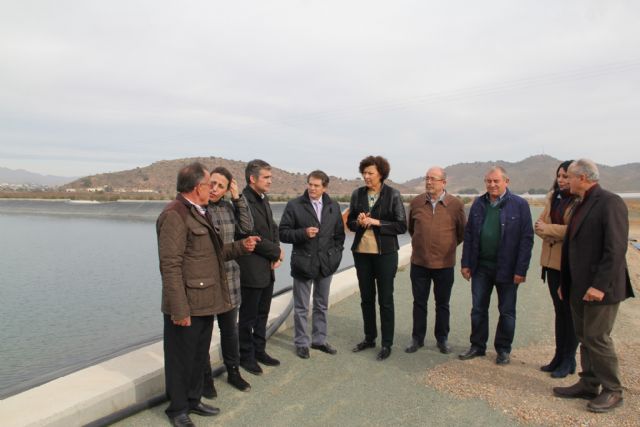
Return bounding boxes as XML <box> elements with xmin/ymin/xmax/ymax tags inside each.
<box><xmin>313</xmin><ymin>201</ymin><xmax>321</xmax><ymax>222</ymax></box>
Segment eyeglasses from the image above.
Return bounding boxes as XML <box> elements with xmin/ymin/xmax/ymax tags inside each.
<box><xmin>425</xmin><ymin>176</ymin><xmax>444</xmax><ymax>182</ymax></box>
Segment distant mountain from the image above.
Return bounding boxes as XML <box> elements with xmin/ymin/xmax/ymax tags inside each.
<box><xmin>404</xmin><ymin>155</ymin><xmax>640</xmax><ymax>194</ymax></box>
<box><xmin>63</xmin><ymin>157</ymin><xmax>413</xmax><ymax>196</ymax></box>
<box><xmin>0</xmin><ymin>167</ymin><xmax>75</xmax><ymax>186</ymax></box>
<box><xmin>62</xmin><ymin>154</ymin><xmax>640</xmax><ymax>196</ymax></box>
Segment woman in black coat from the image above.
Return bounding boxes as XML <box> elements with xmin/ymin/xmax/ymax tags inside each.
<box><xmin>348</xmin><ymin>155</ymin><xmax>407</xmax><ymax>360</ymax></box>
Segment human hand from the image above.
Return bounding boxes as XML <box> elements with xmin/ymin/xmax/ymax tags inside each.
<box><xmin>306</xmin><ymin>227</ymin><xmax>319</xmax><ymax>238</ymax></box>
<box><xmin>172</xmin><ymin>316</ymin><xmax>191</xmax><ymax>327</ymax></box>
<box><xmin>360</xmin><ymin>216</ymin><xmax>380</xmax><ymax>228</ymax></box>
<box><xmin>243</xmin><ymin>235</ymin><xmax>261</xmax><ymax>252</ymax></box>
<box><xmin>357</xmin><ymin>212</ymin><xmax>369</xmax><ymax>228</ymax></box>
<box><xmin>229</xmin><ymin>179</ymin><xmax>239</xmax><ymax>199</ymax></box>
<box><xmin>583</xmin><ymin>287</ymin><xmax>605</xmax><ymax>302</ymax></box>
<box><xmin>534</xmin><ymin>219</ymin><xmax>547</xmax><ymax>234</ymax></box>
<box><xmin>514</xmin><ymin>275</ymin><xmax>526</xmax><ymax>285</ymax></box>
<box><xmin>461</xmin><ymin>268</ymin><xmax>471</xmax><ymax>281</ymax></box>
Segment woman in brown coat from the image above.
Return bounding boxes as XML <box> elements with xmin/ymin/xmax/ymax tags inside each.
<box><xmin>534</xmin><ymin>160</ymin><xmax>578</xmax><ymax>378</ymax></box>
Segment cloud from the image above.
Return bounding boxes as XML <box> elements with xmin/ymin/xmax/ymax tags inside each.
<box><xmin>1</xmin><ymin>0</ymin><xmax>639</xmax><ymax>180</ymax></box>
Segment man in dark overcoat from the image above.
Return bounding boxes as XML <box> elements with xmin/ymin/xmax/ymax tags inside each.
<box><xmin>553</xmin><ymin>159</ymin><xmax>634</xmax><ymax>413</ymax></box>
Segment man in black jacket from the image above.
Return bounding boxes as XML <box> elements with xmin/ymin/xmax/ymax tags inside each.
<box><xmin>553</xmin><ymin>159</ymin><xmax>634</xmax><ymax>413</ymax></box>
<box><xmin>279</xmin><ymin>170</ymin><xmax>346</xmax><ymax>359</ymax></box>
<box><xmin>236</xmin><ymin>159</ymin><xmax>284</xmax><ymax>376</ymax></box>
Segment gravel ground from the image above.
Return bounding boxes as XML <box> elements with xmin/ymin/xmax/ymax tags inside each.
<box><xmin>424</xmin><ymin>245</ymin><xmax>640</xmax><ymax>427</ymax></box>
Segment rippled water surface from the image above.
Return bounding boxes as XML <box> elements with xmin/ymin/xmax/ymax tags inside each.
<box><xmin>0</xmin><ymin>199</ymin><xmax>409</xmax><ymax>396</ymax></box>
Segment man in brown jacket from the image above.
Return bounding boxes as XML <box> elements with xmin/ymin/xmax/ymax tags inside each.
<box><xmin>157</xmin><ymin>162</ymin><xmax>260</xmax><ymax>427</ymax></box>
<box><xmin>405</xmin><ymin>166</ymin><xmax>466</xmax><ymax>354</ymax></box>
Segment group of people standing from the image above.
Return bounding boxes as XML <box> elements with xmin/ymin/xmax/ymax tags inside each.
<box><xmin>156</xmin><ymin>156</ymin><xmax>633</xmax><ymax>427</ymax></box>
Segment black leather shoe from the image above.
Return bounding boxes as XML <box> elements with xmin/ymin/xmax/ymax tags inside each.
<box><xmin>496</xmin><ymin>352</ymin><xmax>510</xmax><ymax>365</ymax></box>
<box><xmin>377</xmin><ymin>346</ymin><xmax>392</xmax><ymax>360</ymax></box>
<box><xmin>189</xmin><ymin>402</ymin><xmax>220</xmax><ymax>417</ymax></box>
<box><xmin>226</xmin><ymin>364</ymin><xmax>251</xmax><ymax>392</ymax></box>
<box><xmin>587</xmin><ymin>390</ymin><xmax>623</xmax><ymax>413</ymax></box>
<box><xmin>240</xmin><ymin>360</ymin><xmax>263</xmax><ymax>376</ymax></box>
<box><xmin>553</xmin><ymin>381</ymin><xmax>599</xmax><ymax>400</ymax></box>
<box><xmin>202</xmin><ymin>378</ymin><xmax>217</xmax><ymax>399</ymax></box>
<box><xmin>311</xmin><ymin>342</ymin><xmax>337</xmax><ymax>355</ymax></box>
<box><xmin>404</xmin><ymin>340</ymin><xmax>424</xmax><ymax>353</ymax></box>
<box><xmin>437</xmin><ymin>341</ymin><xmax>452</xmax><ymax>354</ymax></box>
<box><xmin>256</xmin><ymin>352</ymin><xmax>280</xmax><ymax>366</ymax></box>
<box><xmin>169</xmin><ymin>413</ymin><xmax>195</xmax><ymax>427</ymax></box>
<box><xmin>296</xmin><ymin>346</ymin><xmax>310</xmax><ymax>359</ymax></box>
<box><xmin>352</xmin><ymin>340</ymin><xmax>376</xmax><ymax>352</ymax></box>
<box><xmin>458</xmin><ymin>347</ymin><xmax>486</xmax><ymax>360</ymax></box>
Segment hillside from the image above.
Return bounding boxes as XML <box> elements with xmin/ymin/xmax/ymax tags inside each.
<box><xmin>0</xmin><ymin>167</ymin><xmax>74</xmax><ymax>186</ymax></box>
<box><xmin>60</xmin><ymin>154</ymin><xmax>640</xmax><ymax>197</ymax></box>
<box><xmin>63</xmin><ymin>157</ymin><xmax>413</xmax><ymax>197</ymax></box>
<box><xmin>404</xmin><ymin>155</ymin><xmax>640</xmax><ymax>194</ymax></box>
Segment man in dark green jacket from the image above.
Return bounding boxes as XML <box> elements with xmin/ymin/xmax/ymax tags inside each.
<box><xmin>459</xmin><ymin>166</ymin><xmax>534</xmax><ymax>365</ymax></box>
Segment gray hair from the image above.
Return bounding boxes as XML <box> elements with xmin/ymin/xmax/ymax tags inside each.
<box><xmin>177</xmin><ymin>162</ymin><xmax>207</xmax><ymax>193</ymax></box>
<box><xmin>570</xmin><ymin>158</ymin><xmax>600</xmax><ymax>182</ymax></box>
<box><xmin>486</xmin><ymin>165</ymin><xmax>509</xmax><ymax>181</ymax></box>
<box><xmin>427</xmin><ymin>166</ymin><xmax>447</xmax><ymax>180</ymax></box>
<box><xmin>245</xmin><ymin>159</ymin><xmax>271</xmax><ymax>184</ymax></box>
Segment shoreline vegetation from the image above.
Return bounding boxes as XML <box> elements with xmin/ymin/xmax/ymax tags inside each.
<box><xmin>2</xmin><ymin>190</ymin><xmax>640</xmax><ymax>203</ymax></box>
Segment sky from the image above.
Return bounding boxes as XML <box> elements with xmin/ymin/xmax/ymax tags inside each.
<box><xmin>1</xmin><ymin>0</ymin><xmax>639</xmax><ymax>181</ymax></box>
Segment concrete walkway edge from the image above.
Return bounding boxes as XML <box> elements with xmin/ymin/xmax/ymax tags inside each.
<box><xmin>0</xmin><ymin>245</ymin><xmax>412</xmax><ymax>427</ymax></box>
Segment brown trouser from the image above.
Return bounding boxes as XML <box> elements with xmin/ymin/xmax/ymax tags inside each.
<box><xmin>570</xmin><ymin>300</ymin><xmax>622</xmax><ymax>393</ymax></box>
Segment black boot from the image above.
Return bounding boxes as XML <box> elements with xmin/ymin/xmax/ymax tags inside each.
<box><xmin>551</xmin><ymin>356</ymin><xmax>576</xmax><ymax>378</ymax></box>
<box><xmin>540</xmin><ymin>353</ymin><xmax>560</xmax><ymax>372</ymax></box>
<box><xmin>226</xmin><ymin>364</ymin><xmax>251</xmax><ymax>392</ymax></box>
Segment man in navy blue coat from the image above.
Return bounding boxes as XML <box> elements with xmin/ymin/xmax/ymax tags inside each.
<box><xmin>458</xmin><ymin>166</ymin><xmax>534</xmax><ymax>365</ymax></box>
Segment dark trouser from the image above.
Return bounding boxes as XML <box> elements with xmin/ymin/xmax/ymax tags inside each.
<box><xmin>470</xmin><ymin>265</ymin><xmax>518</xmax><ymax>353</ymax></box>
<box><xmin>546</xmin><ymin>269</ymin><xmax>578</xmax><ymax>362</ymax></box>
<box><xmin>570</xmin><ymin>299</ymin><xmax>622</xmax><ymax>393</ymax></box>
<box><xmin>164</xmin><ymin>314</ymin><xmax>213</xmax><ymax>418</ymax></box>
<box><xmin>203</xmin><ymin>307</ymin><xmax>240</xmax><ymax>382</ymax></box>
<box><xmin>353</xmin><ymin>251</ymin><xmax>398</xmax><ymax>348</ymax></box>
<box><xmin>238</xmin><ymin>283</ymin><xmax>274</xmax><ymax>362</ymax></box>
<box><xmin>410</xmin><ymin>264</ymin><xmax>454</xmax><ymax>344</ymax></box>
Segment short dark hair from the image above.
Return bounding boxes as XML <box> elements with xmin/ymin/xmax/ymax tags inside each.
<box><xmin>245</xmin><ymin>159</ymin><xmax>271</xmax><ymax>184</ymax></box>
<box><xmin>177</xmin><ymin>162</ymin><xmax>207</xmax><ymax>193</ymax></box>
<box><xmin>359</xmin><ymin>155</ymin><xmax>390</xmax><ymax>182</ymax></box>
<box><xmin>211</xmin><ymin>166</ymin><xmax>233</xmax><ymax>190</ymax></box>
<box><xmin>307</xmin><ymin>170</ymin><xmax>329</xmax><ymax>187</ymax></box>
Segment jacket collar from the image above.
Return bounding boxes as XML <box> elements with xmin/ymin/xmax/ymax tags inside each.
<box><xmin>570</xmin><ymin>184</ymin><xmax>601</xmax><ymax>239</ymax></box>
<box><xmin>301</xmin><ymin>190</ymin><xmax>332</xmax><ymax>206</ymax></box>
<box><xmin>481</xmin><ymin>188</ymin><xmax>511</xmax><ymax>206</ymax></box>
<box><xmin>176</xmin><ymin>193</ymin><xmax>212</xmax><ymax>229</ymax></box>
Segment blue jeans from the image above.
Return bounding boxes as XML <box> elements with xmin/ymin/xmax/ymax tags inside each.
<box><xmin>470</xmin><ymin>265</ymin><xmax>518</xmax><ymax>353</ymax></box>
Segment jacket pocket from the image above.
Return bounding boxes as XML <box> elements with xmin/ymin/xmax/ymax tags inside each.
<box><xmin>189</xmin><ymin>227</ymin><xmax>211</xmax><ymax>251</ymax></box>
<box><xmin>291</xmin><ymin>250</ymin><xmax>312</xmax><ymax>278</ymax></box>
<box><xmin>185</xmin><ymin>277</ymin><xmax>215</xmax><ymax>311</ymax></box>
<box><xmin>326</xmin><ymin>246</ymin><xmax>343</xmax><ymax>274</ymax></box>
